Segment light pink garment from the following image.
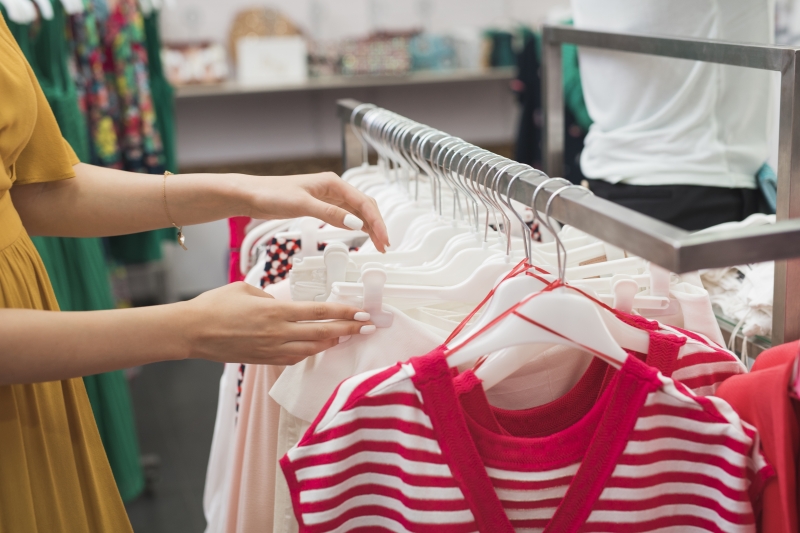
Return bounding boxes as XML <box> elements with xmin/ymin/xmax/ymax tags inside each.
<box><xmin>223</xmin><ymin>358</ymin><xmax>257</xmax><ymax>533</ymax></box>
<box><xmin>223</xmin><ymin>280</ymin><xmax>290</xmax><ymax>533</ymax></box>
<box><xmin>226</xmin><ymin>364</ymin><xmax>284</xmax><ymax>533</ymax></box>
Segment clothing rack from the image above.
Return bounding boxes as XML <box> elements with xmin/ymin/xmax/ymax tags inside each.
<box><xmin>541</xmin><ymin>25</ymin><xmax>800</xmax><ymax>346</ymax></box>
<box><xmin>338</xmin><ymin>95</ymin><xmax>800</xmax><ymax>352</ymax></box>
<box><xmin>337</xmin><ymin>94</ymin><xmax>800</xmax><ymax>350</ymax></box>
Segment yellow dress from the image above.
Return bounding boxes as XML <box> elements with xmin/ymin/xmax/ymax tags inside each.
<box><xmin>0</xmin><ymin>16</ymin><xmax>132</xmax><ymax>533</ymax></box>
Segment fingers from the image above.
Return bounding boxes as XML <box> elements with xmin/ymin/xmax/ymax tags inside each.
<box><xmin>330</xmin><ymin>181</ymin><xmax>390</xmax><ymax>253</ymax></box>
<box><xmin>304</xmin><ymin>197</ymin><xmax>356</xmax><ymax>233</ymax></box>
<box><xmin>280</xmin><ymin>301</ymin><xmax>370</xmax><ymax>322</ymax></box>
<box><xmin>279</xmin><ymin>339</ymin><xmax>341</xmax><ymax>357</ymax></box>
<box><xmin>286</xmin><ymin>319</ymin><xmax>375</xmax><ymax>341</ymax></box>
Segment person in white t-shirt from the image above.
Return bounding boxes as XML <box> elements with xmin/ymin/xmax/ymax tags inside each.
<box><xmin>572</xmin><ymin>0</ymin><xmax>772</xmax><ymax>230</ymax></box>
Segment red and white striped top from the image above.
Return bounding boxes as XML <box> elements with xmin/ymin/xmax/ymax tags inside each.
<box><xmin>609</xmin><ymin>314</ymin><xmax>746</xmax><ymax>396</ymax></box>
<box><xmin>281</xmin><ymin>348</ymin><xmax>771</xmax><ymax>532</ymax></box>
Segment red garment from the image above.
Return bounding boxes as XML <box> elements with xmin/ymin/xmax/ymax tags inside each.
<box><xmin>281</xmin><ymin>348</ymin><xmax>771</xmax><ymax>532</ymax></box>
<box><xmin>716</xmin><ymin>340</ymin><xmax>800</xmax><ymax>533</ymax></box>
<box><xmin>228</xmin><ymin>216</ymin><xmax>251</xmax><ymax>283</ymax></box>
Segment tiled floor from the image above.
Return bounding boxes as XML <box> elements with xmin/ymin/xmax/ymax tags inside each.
<box><xmin>125</xmin><ymin>359</ymin><xmax>223</xmax><ymax>533</ymax></box>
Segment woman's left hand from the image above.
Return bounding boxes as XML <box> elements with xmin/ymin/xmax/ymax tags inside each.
<box><xmin>238</xmin><ymin>172</ymin><xmax>390</xmax><ymax>252</ymax></box>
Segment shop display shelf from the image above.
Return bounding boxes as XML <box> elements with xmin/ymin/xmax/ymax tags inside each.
<box><xmin>174</xmin><ymin>67</ymin><xmax>516</xmax><ymax>99</ymax></box>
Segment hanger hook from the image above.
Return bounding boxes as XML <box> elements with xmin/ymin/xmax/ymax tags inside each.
<box><xmin>545</xmin><ymin>184</ymin><xmax>593</xmax><ymax>282</ymax></box>
<box><xmin>350</xmin><ymin>103</ymin><xmax>376</xmax><ymax>166</ymax></box>
<box><xmin>503</xmin><ymin>167</ymin><xmax>536</xmax><ymax>263</ymax></box>
<box><xmin>481</xmin><ymin>159</ymin><xmax>519</xmax><ymax>248</ymax></box>
<box><xmin>531</xmin><ymin>177</ymin><xmax>571</xmax><ymax>242</ymax></box>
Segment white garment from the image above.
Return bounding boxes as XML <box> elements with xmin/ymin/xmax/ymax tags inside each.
<box><xmin>270</xmin><ymin>303</ymin><xmax>450</xmax><ymax>424</ymax></box>
<box><xmin>573</xmin><ymin>0</ymin><xmax>773</xmax><ymax>188</ymax></box>
<box><xmin>202</xmin><ymin>363</ymin><xmax>238</xmax><ymax>533</ymax></box>
<box><xmin>703</xmin><ymin>262</ymin><xmax>774</xmax><ymax>338</ymax></box>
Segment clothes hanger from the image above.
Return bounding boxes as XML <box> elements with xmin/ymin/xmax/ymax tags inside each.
<box><xmin>449</xmin><ymin>185</ymin><xmax>658</xmax><ymax>389</ymax></box>
<box><xmin>30</xmin><ymin>0</ymin><xmax>53</xmax><ymax>20</ymax></box>
<box><xmin>1</xmin><ymin>0</ymin><xmax>37</xmax><ymax>23</ymax></box>
<box><xmin>342</xmin><ymin>103</ymin><xmax>378</xmax><ymax>182</ymax></box>
<box><xmin>59</xmin><ymin>0</ymin><xmax>83</xmax><ymax>15</ymax></box>
<box><xmin>239</xmin><ymin>219</ymin><xmax>292</xmax><ymax>274</ymax></box>
<box><xmin>448</xmin><ymin>181</ymin><xmax>650</xmax><ymax>357</ymax></box>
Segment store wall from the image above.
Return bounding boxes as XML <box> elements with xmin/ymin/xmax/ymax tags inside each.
<box><xmin>175</xmin><ymin>80</ymin><xmax>517</xmax><ymax>166</ymax></box>
<box><xmin>160</xmin><ymin>0</ymin><xmax>571</xmax><ymax>45</ymax></box>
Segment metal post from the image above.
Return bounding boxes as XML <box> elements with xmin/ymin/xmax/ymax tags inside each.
<box><xmin>542</xmin><ymin>27</ymin><xmax>565</xmax><ymax>179</ymax></box>
<box><xmin>774</xmin><ymin>50</ymin><xmax>800</xmax><ymax>344</ymax></box>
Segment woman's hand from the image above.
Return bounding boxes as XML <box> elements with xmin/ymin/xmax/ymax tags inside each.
<box><xmin>236</xmin><ymin>172</ymin><xmax>390</xmax><ymax>252</ymax></box>
<box><xmin>183</xmin><ymin>282</ymin><xmax>375</xmax><ymax>366</ymax></box>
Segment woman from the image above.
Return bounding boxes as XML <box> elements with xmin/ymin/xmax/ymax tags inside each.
<box><xmin>0</xmin><ymin>15</ymin><xmax>387</xmax><ymax>533</ymax></box>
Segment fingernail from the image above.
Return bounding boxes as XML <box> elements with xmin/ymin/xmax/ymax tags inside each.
<box><xmin>344</xmin><ymin>214</ymin><xmax>364</xmax><ymax>231</ymax></box>
<box><xmin>359</xmin><ymin>325</ymin><xmax>376</xmax><ymax>334</ymax></box>
<box><xmin>354</xmin><ymin>311</ymin><xmax>370</xmax><ymax>321</ymax></box>
<box><xmin>339</xmin><ymin>335</ymin><xmax>351</xmax><ymax>343</ymax></box>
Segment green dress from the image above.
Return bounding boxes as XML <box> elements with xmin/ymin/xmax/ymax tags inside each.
<box><xmin>2</xmin><ymin>5</ymin><xmax>145</xmax><ymax>503</ymax></box>
<box><xmin>144</xmin><ymin>9</ymin><xmax>178</xmax><ymax>243</ymax></box>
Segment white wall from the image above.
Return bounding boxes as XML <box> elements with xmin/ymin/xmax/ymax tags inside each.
<box><xmin>175</xmin><ymin>79</ymin><xmax>518</xmax><ymax>167</ymax></box>
<box><xmin>160</xmin><ymin>0</ymin><xmax>570</xmax><ymax>46</ymax></box>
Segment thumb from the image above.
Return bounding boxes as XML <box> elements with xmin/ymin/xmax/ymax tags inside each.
<box><xmin>306</xmin><ymin>198</ymin><xmax>364</xmax><ymax>232</ymax></box>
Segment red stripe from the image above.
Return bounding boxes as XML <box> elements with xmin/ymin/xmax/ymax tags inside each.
<box><xmin>299</xmin><ymin>484</ymin><xmax>470</xmax><ymax>513</ymax></box>
<box><xmin>616</xmin><ymin>448</ymin><xmax>752</xmax><ymax>479</ymax></box>
<box><xmin>675</xmin><ymin>350</ymin><xmax>740</xmax><ymax>366</ymax></box>
<box><xmin>309</xmin><ymin>416</ymin><xmax>438</xmax><ymax>443</ymax></box>
<box><xmin>581</xmin><ymin>514</ymin><xmax>732</xmax><ymax>533</ymax></box>
<box><xmin>290</xmin><ymin>442</ymin><xmax>448</xmax><ymax>472</ymax></box>
<box><xmin>299</xmin><ymin>464</ymin><xmax>462</xmax><ymax>492</ymax></box>
<box><xmin>489</xmin><ymin>475</ymin><xmax>576</xmax><ymax>491</ymax></box>
<box><xmin>602</xmin><ymin>471</ymin><xmax>750</xmax><ymax>501</ymax></box>
<box><xmin>628</xmin><ymin>425</ymin><xmax>752</xmax><ymax>454</ymax></box>
<box><xmin>499</xmin><ymin>497</ymin><xmax>562</xmax><ymax>510</ymax></box>
<box><xmin>303</xmin><ymin>505</ymin><xmax>477</xmax><ymax>533</ymax></box>
<box><xmin>592</xmin><ymin>493</ymin><xmax>754</xmax><ymax>524</ymax></box>
<box><xmin>347</xmin><ymin>391</ymin><xmax>426</xmax><ymax>410</ymax></box>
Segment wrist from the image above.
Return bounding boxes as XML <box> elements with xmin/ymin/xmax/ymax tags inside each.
<box><xmin>226</xmin><ymin>173</ymin><xmax>264</xmax><ymax>218</ymax></box>
<box><xmin>167</xmin><ymin>300</ymin><xmax>196</xmax><ymax>361</ymax></box>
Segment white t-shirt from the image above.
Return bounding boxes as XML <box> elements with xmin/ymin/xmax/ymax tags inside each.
<box><xmin>573</xmin><ymin>0</ymin><xmax>774</xmax><ymax>188</ymax></box>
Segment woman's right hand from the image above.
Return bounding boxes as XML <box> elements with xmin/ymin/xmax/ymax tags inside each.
<box><xmin>183</xmin><ymin>282</ymin><xmax>374</xmax><ymax>366</ymax></box>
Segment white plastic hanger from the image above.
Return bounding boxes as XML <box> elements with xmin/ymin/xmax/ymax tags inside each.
<box><xmin>59</xmin><ymin>0</ymin><xmax>83</xmax><ymax>15</ymax></box>
<box><xmin>448</xmin><ymin>186</ymin><xmax>659</xmax><ymax>392</ymax></box>
<box><xmin>31</xmin><ymin>0</ymin><xmax>52</xmax><ymax>20</ymax></box>
<box><xmin>239</xmin><ymin>219</ymin><xmax>291</xmax><ymax>275</ymax></box>
<box><xmin>446</xmin><ymin>288</ymin><xmax>630</xmax><ymax>371</ymax></box>
<box><xmin>1</xmin><ymin>0</ymin><xmax>37</xmax><ymax>23</ymax></box>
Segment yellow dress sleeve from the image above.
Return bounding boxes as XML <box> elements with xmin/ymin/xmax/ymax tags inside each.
<box><xmin>13</xmin><ymin>60</ymin><xmax>80</xmax><ymax>185</ymax></box>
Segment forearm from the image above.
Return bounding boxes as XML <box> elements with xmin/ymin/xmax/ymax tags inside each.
<box><xmin>11</xmin><ymin>163</ymin><xmax>252</xmax><ymax>237</ymax></box>
<box><xmin>0</xmin><ymin>304</ymin><xmax>190</xmax><ymax>385</ymax></box>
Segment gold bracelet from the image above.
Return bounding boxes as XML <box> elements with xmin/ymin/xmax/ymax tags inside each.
<box><xmin>163</xmin><ymin>171</ymin><xmax>187</xmax><ymax>250</ymax></box>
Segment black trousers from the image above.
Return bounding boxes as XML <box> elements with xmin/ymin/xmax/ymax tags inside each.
<box><xmin>586</xmin><ymin>180</ymin><xmax>765</xmax><ymax>231</ymax></box>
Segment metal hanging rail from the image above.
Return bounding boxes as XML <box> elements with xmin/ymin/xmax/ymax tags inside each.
<box><xmin>338</xmin><ymin>89</ymin><xmax>800</xmax><ymax>346</ymax></box>
<box><xmin>541</xmin><ymin>25</ymin><xmax>800</xmax><ymax>346</ymax></box>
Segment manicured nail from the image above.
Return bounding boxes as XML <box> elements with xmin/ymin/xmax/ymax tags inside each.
<box><xmin>359</xmin><ymin>325</ymin><xmax>376</xmax><ymax>334</ymax></box>
<box><xmin>339</xmin><ymin>335</ymin><xmax>351</xmax><ymax>343</ymax></box>
<box><xmin>344</xmin><ymin>214</ymin><xmax>364</xmax><ymax>231</ymax></box>
<box><xmin>354</xmin><ymin>312</ymin><xmax>370</xmax><ymax>321</ymax></box>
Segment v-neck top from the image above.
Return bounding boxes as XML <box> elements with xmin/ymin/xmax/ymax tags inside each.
<box><xmin>281</xmin><ymin>347</ymin><xmax>770</xmax><ymax>532</ymax></box>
